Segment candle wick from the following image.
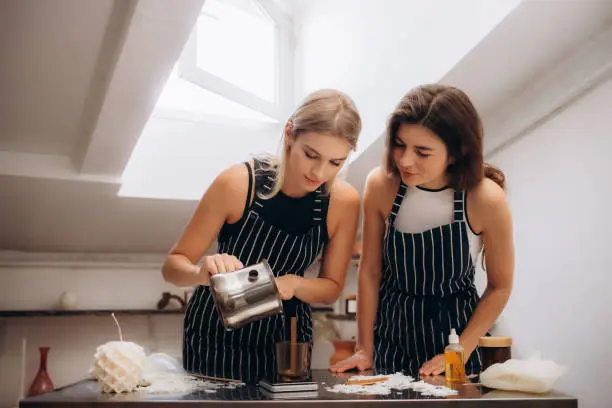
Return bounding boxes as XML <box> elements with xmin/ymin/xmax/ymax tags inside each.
<box><xmin>111</xmin><ymin>313</ymin><xmax>124</xmax><ymax>342</ymax></box>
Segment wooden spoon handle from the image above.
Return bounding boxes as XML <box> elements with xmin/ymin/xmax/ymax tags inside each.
<box><xmin>190</xmin><ymin>373</ymin><xmax>242</xmax><ymax>384</ymax></box>
<box><xmin>290</xmin><ymin>317</ymin><xmax>298</xmax><ymax>371</ymax></box>
<box><xmin>345</xmin><ymin>377</ymin><xmax>389</xmax><ymax>386</ymax></box>
<box><xmin>290</xmin><ymin>317</ymin><xmax>297</xmax><ymax>343</ymax></box>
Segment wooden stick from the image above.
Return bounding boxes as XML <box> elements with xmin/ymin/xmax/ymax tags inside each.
<box><xmin>290</xmin><ymin>316</ymin><xmax>297</xmax><ymax>343</ymax></box>
<box><xmin>290</xmin><ymin>316</ymin><xmax>297</xmax><ymax>372</ymax></box>
<box><xmin>345</xmin><ymin>377</ymin><xmax>389</xmax><ymax>386</ymax></box>
<box><xmin>190</xmin><ymin>373</ymin><xmax>243</xmax><ymax>384</ymax></box>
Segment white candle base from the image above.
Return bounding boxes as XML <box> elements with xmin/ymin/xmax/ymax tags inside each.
<box><xmin>93</xmin><ymin>341</ymin><xmax>146</xmax><ymax>393</ymax></box>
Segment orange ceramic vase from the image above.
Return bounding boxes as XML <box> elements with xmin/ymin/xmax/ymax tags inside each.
<box><xmin>329</xmin><ymin>340</ymin><xmax>356</xmax><ymax>366</ymax></box>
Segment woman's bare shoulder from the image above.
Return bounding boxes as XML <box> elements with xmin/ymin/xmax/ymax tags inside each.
<box><xmin>205</xmin><ymin>161</ymin><xmax>252</xmax><ymax>223</ymax></box>
<box><xmin>364</xmin><ymin>167</ymin><xmax>398</xmax><ymax>215</ymax></box>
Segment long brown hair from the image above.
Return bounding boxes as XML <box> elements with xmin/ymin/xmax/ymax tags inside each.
<box><xmin>384</xmin><ymin>84</ymin><xmax>505</xmax><ymax>190</ymax></box>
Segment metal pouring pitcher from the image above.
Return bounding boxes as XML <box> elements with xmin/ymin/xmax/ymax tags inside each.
<box><xmin>209</xmin><ymin>260</ymin><xmax>283</xmax><ymax>330</ymax></box>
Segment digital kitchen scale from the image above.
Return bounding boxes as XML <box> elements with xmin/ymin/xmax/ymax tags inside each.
<box><xmin>258</xmin><ymin>379</ymin><xmax>318</xmax><ymax>393</ymax></box>
<box><xmin>258</xmin><ymin>379</ymin><xmax>319</xmax><ymax>400</ymax></box>
<box><xmin>259</xmin><ymin>388</ymin><xmax>319</xmax><ymax>399</ymax></box>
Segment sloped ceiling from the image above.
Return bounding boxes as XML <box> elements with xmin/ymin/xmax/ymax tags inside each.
<box><xmin>346</xmin><ymin>0</ymin><xmax>612</xmax><ymax>196</ymax></box>
<box><xmin>0</xmin><ymin>0</ymin><xmax>206</xmax><ymax>253</ymax></box>
<box><xmin>2</xmin><ymin>0</ymin><xmax>612</xmax><ymax>254</ymax></box>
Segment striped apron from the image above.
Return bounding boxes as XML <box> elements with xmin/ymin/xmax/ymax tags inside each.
<box><xmin>183</xmin><ymin>161</ymin><xmax>328</xmax><ymax>383</ymax></box>
<box><xmin>374</xmin><ymin>181</ymin><xmax>482</xmax><ymax>375</ymax></box>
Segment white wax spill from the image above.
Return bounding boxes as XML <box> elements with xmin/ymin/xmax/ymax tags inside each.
<box><xmin>326</xmin><ymin>372</ymin><xmax>458</xmax><ymax>397</ymax></box>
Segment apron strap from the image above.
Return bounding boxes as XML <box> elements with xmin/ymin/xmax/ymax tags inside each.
<box><xmin>243</xmin><ymin>161</ymin><xmax>255</xmax><ymax>213</ymax></box>
<box><xmin>251</xmin><ymin>159</ymin><xmax>276</xmax><ymax>210</ymax></box>
<box><xmin>312</xmin><ymin>185</ymin><xmax>329</xmax><ymax>225</ymax></box>
<box><xmin>453</xmin><ymin>190</ymin><xmax>465</xmax><ymax>223</ymax></box>
<box><xmin>388</xmin><ymin>181</ymin><xmax>408</xmax><ymax>225</ymax></box>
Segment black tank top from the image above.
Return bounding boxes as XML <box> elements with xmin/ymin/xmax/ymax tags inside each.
<box><xmin>219</xmin><ymin>158</ymin><xmax>330</xmax><ymax>240</ymax></box>
<box><xmin>184</xmin><ymin>159</ymin><xmax>331</xmax><ymax>382</ymax></box>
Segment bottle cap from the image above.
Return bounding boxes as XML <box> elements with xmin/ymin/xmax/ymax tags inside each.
<box><xmin>448</xmin><ymin>328</ymin><xmax>460</xmax><ymax>344</ymax></box>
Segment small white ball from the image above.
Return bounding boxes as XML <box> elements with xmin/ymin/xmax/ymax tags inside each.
<box><xmin>59</xmin><ymin>292</ymin><xmax>79</xmax><ymax>310</ymax></box>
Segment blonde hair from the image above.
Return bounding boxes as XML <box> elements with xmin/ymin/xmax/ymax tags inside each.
<box><xmin>258</xmin><ymin>89</ymin><xmax>362</xmax><ymax>198</ymax></box>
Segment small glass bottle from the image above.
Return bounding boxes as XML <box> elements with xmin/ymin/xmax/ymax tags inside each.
<box><xmin>444</xmin><ymin>329</ymin><xmax>466</xmax><ymax>385</ymax></box>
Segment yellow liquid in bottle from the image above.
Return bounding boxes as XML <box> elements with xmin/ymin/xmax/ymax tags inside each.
<box><xmin>444</xmin><ymin>348</ymin><xmax>466</xmax><ymax>385</ymax></box>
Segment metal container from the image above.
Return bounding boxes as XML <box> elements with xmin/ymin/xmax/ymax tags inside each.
<box><xmin>209</xmin><ymin>260</ymin><xmax>283</xmax><ymax>330</ymax></box>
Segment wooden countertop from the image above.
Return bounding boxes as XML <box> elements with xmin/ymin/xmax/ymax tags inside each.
<box><xmin>19</xmin><ymin>369</ymin><xmax>577</xmax><ymax>408</ymax></box>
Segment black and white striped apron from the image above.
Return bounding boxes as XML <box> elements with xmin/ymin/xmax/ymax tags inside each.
<box><xmin>183</xmin><ymin>160</ymin><xmax>328</xmax><ymax>383</ymax></box>
<box><xmin>374</xmin><ymin>181</ymin><xmax>482</xmax><ymax>375</ymax></box>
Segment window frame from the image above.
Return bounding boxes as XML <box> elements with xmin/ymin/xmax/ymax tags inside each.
<box><xmin>177</xmin><ymin>0</ymin><xmax>293</xmax><ymax>122</ymax></box>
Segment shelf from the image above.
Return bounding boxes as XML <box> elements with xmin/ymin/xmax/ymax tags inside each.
<box><xmin>0</xmin><ymin>309</ymin><xmax>185</xmax><ymax>317</ymax></box>
<box><xmin>1</xmin><ymin>307</ymin><xmax>334</xmax><ymax>318</ymax></box>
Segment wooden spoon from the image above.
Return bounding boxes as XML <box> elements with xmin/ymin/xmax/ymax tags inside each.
<box><xmin>190</xmin><ymin>373</ymin><xmax>243</xmax><ymax>384</ymax></box>
<box><xmin>290</xmin><ymin>316</ymin><xmax>297</xmax><ymax>372</ymax></box>
<box><xmin>345</xmin><ymin>377</ymin><xmax>389</xmax><ymax>386</ymax></box>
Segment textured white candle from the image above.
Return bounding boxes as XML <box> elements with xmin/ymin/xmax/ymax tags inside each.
<box><xmin>93</xmin><ymin>340</ymin><xmax>146</xmax><ymax>393</ymax></box>
<box><xmin>92</xmin><ymin>313</ymin><xmax>146</xmax><ymax>393</ymax></box>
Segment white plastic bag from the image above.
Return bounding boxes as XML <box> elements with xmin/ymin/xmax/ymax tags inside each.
<box><xmin>479</xmin><ymin>352</ymin><xmax>567</xmax><ymax>393</ymax></box>
<box><xmin>142</xmin><ymin>353</ymin><xmax>184</xmax><ymax>376</ymax></box>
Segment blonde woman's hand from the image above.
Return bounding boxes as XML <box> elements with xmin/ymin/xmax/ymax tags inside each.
<box><xmin>329</xmin><ymin>349</ymin><xmax>372</xmax><ymax>373</ymax></box>
<box><xmin>275</xmin><ymin>275</ymin><xmax>300</xmax><ymax>300</ymax></box>
<box><xmin>200</xmin><ymin>254</ymin><xmax>244</xmax><ymax>276</ymax></box>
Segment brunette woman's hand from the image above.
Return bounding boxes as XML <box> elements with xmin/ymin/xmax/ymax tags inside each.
<box><xmin>329</xmin><ymin>349</ymin><xmax>372</xmax><ymax>373</ymax></box>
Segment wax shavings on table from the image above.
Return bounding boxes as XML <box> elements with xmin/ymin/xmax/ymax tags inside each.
<box><xmin>136</xmin><ymin>373</ymin><xmax>244</xmax><ymax>395</ymax></box>
<box><xmin>326</xmin><ymin>372</ymin><xmax>458</xmax><ymax>397</ymax></box>
<box><xmin>91</xmin><ymin>316</ymin><xmax>245</xmax><ymax>396</ymax></box>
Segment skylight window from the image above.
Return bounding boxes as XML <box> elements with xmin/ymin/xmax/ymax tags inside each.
<box><xmin>155</xmin><ymin>65</ymin><xmax>277</xmax><ymax>122</ymax></box>
<box><xmin>152</xmin><ymin>0</ymin><xmax>291</xmax><ymax>122</ymax></box>
<box><xmin>120</xmin><ymin>0</ymin><xmax>291</xmax><ymax>200</ymax></box>
<box><xmin>196</xmin><ymin>0</ymin><xmax>276</xmax><ymax>102</ymax></box>
<box><xmin>176</xmin><ymin>0</ymin><xmax>292</xmax><ymax>121</ymax></box>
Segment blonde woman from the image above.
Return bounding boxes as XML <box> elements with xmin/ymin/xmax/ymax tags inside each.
<box><xmin>163</xmin><ymin>89</ymin><xmax>362</xmax><ymax>382</ymax></box>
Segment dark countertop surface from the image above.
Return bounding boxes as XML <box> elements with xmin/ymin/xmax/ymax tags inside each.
<box><xmin>20</xmin><ymin>369</ymin><xmax>577</xmax><ymax>408</ymax></box>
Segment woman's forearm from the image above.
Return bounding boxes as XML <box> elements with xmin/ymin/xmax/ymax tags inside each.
<box><xmin>162</xmin><ymin>254</ymin><xmax>205</xmax><ymax>287</ymax></box>
<box><xmin>294</xmin><ymin>276</ymin><xmax>342</xmax><ymax>304</ymax></box>
<box><xmin>460</xmin><ymin>286</ymin><xmax>511</xmax><ymax>355</ymax></box>
<box><xmin>356</xmin><ymin>269</ymin><xmax>382</xmax><ymax>357</ymax></box>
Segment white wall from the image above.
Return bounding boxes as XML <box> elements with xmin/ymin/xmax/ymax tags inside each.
<box><xmin>0</xmin><ymin>315</ymin><xmax>183</xmax><ymax>408</ymax></box>
<box><xmin>0</xmin><ymin>255</ymin><xmax>338</xmax><ymax>407</ymax></box>
<box><xmin>488</xmin><ymin>78</ymin><xmax>612</xmax><ymax>408</ymax></box>
<box><xmin>0</xmin><ymin>258</ymin><xmax>184</xmax><ymax>408</ymax></box>
<box><xmin>293</xmin><ymin>0</ymin><xmax>520</xmax><ymax>156</ymax></box>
